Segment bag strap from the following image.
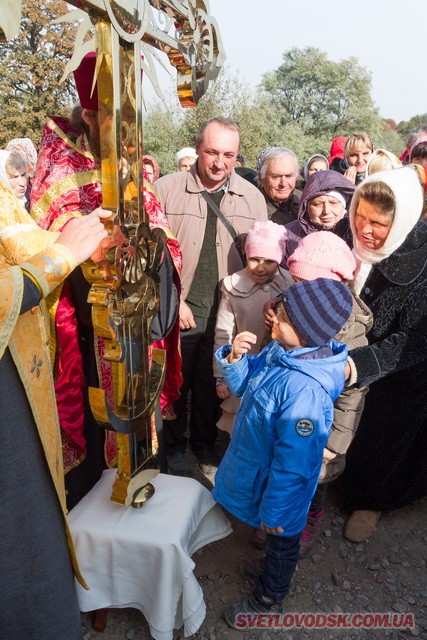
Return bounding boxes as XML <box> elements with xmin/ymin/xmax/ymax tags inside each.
<box><xmin>201</xmin><ymin>190</ymin><xmax>237</xmax><ymax>239</ymax></box>
<box><xmin>200</xmin><ymin>191</ymin><xmax>246</xmax><ymax>265</ymax></box>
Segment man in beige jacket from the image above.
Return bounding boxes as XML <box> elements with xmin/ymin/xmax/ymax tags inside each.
<box><xmin>155</xmin><ymin>118</ymin><xmax>267</xmax><ymax>475</ymax></box>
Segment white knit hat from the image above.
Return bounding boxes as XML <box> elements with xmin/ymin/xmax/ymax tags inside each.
<box><xmin>175</xmin><ymin>147</ymin><xmax>198</xmax><ymax>166</ymax></box>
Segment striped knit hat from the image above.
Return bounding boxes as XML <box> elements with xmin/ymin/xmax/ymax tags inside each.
<box><xmin>281</xmin><ymin>278</ymin><xmax>353</xmax><ymax>347</ymax></box>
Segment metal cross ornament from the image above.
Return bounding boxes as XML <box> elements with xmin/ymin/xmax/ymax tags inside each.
<box><xmin>1</xmin><ymin>0</ymin><xmax>226</xmax><ymax>507</ymax></box>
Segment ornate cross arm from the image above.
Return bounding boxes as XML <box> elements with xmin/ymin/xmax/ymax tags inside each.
<box><xmin>64</xmin><ymin>0</ymin><xmax>226</xmax><ymax>107</ymax></box>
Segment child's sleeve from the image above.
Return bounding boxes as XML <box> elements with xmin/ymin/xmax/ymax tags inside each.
<box><xmin>259</xmin><ymin>387</ymin><xmax>333</xmax><ymax>536</ymax></box>
<box><xmin>215</xmin><ymin>346</ymin><xmax>258</xmax><ymax>397</ymax></box>
<box><xmin>213</xmin><ymin>282</ymin><xmax>237</xmax><ymax>378</ymax></box>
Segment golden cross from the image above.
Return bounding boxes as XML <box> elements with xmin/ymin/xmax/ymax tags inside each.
<box><xmin>1</xmin><ymin>0</ymin><xmax>226</xmax><ymax>506</ymax></box>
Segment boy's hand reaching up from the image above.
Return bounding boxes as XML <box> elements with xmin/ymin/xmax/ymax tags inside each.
<box><xmin>229</xmin><ymin>331</ymin><xmax>257</xmax><ymax>364</ymax></box>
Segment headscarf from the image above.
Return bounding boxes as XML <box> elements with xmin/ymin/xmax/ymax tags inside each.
<box><xmin>350</xmin><ymin>167</ymin><xmax>423</xmax><ymax>294</ymax></box>
<box><xmin>0</xmin><ymin>149</ymin><xmax>27</xmax><ymax>207</ymax></box>
<box><xmin>328</xmin><ymin>136</ymin><xmax>346</xmax><ymax>164</ymax></box>
<box><xmin>409</xmin><ymin>134</ymin><xmax>427</xmax><ymax>162</ymax></box>
<box><xmin>5</xmin><ymin>138</ymin><xmax>38</xmax><ymax>178</ymax></box>
<box><xmin>143</xmin><ymin>154</ymin><xmax>160</xmax><ymax>183</ymax></box>
<box><xmin>0</xmin><ymin>149</ymin><xmax>12</xmax><ymax>191</ymax></box>
<box><xmin>175</xmin><ymin>147</ymin><xmax>197</xmax><ymax>166</ymax></box>
<box><xmin>303</xmin><ymin>154</ymin><xmax>329</xmax><ymax>181</ymax></box>
<box><xmin>255</xmin><ymin>146</ymin><xmax>274</xmax><ymax>174</ymax></box>
<box><xmin>297</xmin><ymin>170</ymin><xmax>356</xmax><ymax>235</ymax></box>
<box><xmin>409</xmin><ymin>163</ymin><xmax>427</xmax><ymax>219</ymax></box>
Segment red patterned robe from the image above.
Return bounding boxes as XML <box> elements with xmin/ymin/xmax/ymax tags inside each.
<box><xmin>31</xmin><ymin>116</ymin><xmax>182</xmax><ymax>473</ymax></box>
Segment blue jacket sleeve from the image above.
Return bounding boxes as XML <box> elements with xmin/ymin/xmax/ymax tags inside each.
<box><xmin>215</xmin><ymin>345</ymin><xmax>259</xmax><ymax>397</ymax></box>
<box><xmin>259</xmin><ymin>387</ymin><xmax>333</xmax><ymax>536</ymax></box>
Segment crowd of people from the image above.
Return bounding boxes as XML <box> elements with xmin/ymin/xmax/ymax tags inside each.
<box><xmin>1</xmin><ymin>50</ymin><xmax>426</xmax><ymax>638</ymax></box>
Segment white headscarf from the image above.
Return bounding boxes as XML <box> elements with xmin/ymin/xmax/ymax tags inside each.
<box><xmin>303</xmin><ymin>154</ymin><xmax>329</xmax><ymax>181</ymax></box>
<box><xmin>0</xmin><ymin>149</ymin><xmax>12</xmax><ymax>190</ymax></box>
<box><xmin>350</xmin><ymin>167</ymin><xmax>423</xmax><ymax>294</ymax></box>
<box><xmin>0</xmin><ymin>149</ymin><xmax>27</xmax><ymax>206</ymax></box>
<box><xmin>175</xmin><ymin>147</ymin><xmax>197</xmax><ymax>166</ymax></box>
<box><xmin>5</xmin><ymin>137</ymin><xmax>38</xmax><ymax>178</ymax></box>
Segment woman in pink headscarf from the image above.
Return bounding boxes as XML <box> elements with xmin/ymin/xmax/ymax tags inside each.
<box><xmin>143</xmin><ymin>154</ymin><xmax>161</xmax><ymax>183</ymax></box>
<box><xmin>5</xmin><ymin>137</ymin><xmax>38</xmax><ymax>181</ymax></box>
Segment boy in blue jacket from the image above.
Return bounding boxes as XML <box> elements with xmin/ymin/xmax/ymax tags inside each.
<box><xmin>212</xmin><ymin>278</ymin><xmax>353</xmax><ymax>628</ymax></box>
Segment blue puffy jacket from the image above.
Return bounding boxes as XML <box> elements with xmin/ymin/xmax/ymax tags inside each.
<box><xmin>212</xmin><ymin>340</ymin><xmax>348</xmax><ymax>536</ymax></box>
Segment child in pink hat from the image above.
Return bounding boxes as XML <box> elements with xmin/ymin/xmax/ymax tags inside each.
<box><xmin>214</xmin><ymin>221</ymin><xmax>293</xmax><ymax>433</ymax></box>
<box><xmin>287</xmin><ymin>229</ymin><xmax>357</xmax><ymax>282</ymax></box>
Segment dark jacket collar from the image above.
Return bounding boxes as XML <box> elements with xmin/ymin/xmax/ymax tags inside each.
<box><xmin>261</xmin><ymin>188</ymin><xmax>300</xmax><ymax>213</ymax></box>
<box><xmin>186</xmin><ymin>164</ymin><xmax>246</xmax><ymax>196</ymax></box>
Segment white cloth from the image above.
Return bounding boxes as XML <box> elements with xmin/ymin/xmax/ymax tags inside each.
<box><xmin>67</xmin><ymin>470</ymin><xmax>232</xmax><ymax>640</ymax></box>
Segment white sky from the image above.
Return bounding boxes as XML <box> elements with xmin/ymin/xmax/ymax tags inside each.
<box><xmin>145</xmin><ymin>0</ymin><xmax>426</xmax><ymax>124</ymax></box>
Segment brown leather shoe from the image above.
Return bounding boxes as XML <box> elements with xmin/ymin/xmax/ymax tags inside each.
<box><xmin>344</xmin><ymin>510</ymin><xmax>382</xmax><ymax>542</ymax></box>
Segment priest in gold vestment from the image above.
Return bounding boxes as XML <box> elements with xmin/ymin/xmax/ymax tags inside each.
<box><xmin>0</xmin><ymin>178</ymin><xmax>110</xmax><ymax>640</ymax></box>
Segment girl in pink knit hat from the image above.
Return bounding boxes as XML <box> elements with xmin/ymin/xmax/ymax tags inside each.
<box><xmin>214</xmin><ymin>221</ymin><xmax>293</xmax><ymax>434</ymax></box>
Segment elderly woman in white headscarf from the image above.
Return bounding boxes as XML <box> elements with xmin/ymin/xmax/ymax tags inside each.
<box><xmin>342</xmin><ymin>167</ymin><xmax>427</xmax><ymax>542</ymax></box>
<box><xmin>175</xmin><ymin>146</ymin><xmax>197</xmax><ymax>171</ymax></box>
<box><xmin>0</xmin><ymin>148</ymin><xmax>29</xmax><ymax>209</ymax></box>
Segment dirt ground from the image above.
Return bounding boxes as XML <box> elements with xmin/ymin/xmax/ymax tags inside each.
<box><xmin>80</xmin><ymin>441</ymin><xmax>426</xmax><ymax>640</ymax></box>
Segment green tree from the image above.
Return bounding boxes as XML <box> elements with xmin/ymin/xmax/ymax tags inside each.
<box><xmin>376</xmin><ymin>119</ymin><xmax>405</xmax><ymax>157</ymax></box>
<box><xmin>0</xmin><ymin>0</ymin><xmax>78</xmax><ymax>147</ymax></box>
<box><xmin>143</xmin><ymin>104</ymin><xmax>183</xmax><ymax>175</ymax></box>
<box><xmin>397</xmin><ymin>113</ymin><xmax>427</xmax><ymax>138</ymax></box>
<box><xmin>178</xmin><ymin>67</ymin><xmax>254</xmax><ymax>146</ymax></box>
<box><xmin>262</xmin><ymin>47</ymin><xmax>382</xmax><ymax>145</ymax></box>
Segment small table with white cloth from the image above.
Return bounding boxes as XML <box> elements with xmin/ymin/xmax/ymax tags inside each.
<box><xmin>67</xmin><ymin>469</ymin><xmax>232</xmax><ymax>640</ymax></box>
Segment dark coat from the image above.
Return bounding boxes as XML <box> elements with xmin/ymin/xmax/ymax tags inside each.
<box><xmin>260</xmin><ymin>188</ymin><xmax>301</xmax><ymax>226</ymax></box>
<box><xmin>329</xmin><ymin>157</ymin><xmax>347</xmax><ymax>174</ymax></box>
<box><xmin>0</xmin><ymin>280</ymin><xmax>83</xmax><ymax>639</ymax></box>
<box><xmin>283</xmin><ymin>171</ymin><xmax>355</xmax><ymax>263</ymax></box>
<box><xmin>344</xmin><ymin>220</ymin><xmax>427</xmax><ymax>511</ymax></box>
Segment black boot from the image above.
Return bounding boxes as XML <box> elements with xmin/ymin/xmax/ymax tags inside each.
<box><xmin>224</xmin><ymin>591</ymin><xmax>283</xmax><ymax>630</ymax></box>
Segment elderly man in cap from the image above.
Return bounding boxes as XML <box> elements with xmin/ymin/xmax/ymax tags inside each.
<box><xmin>31</xmin><ymin>52</ymin><xmax>183</xmax><ymax>504</ymax></box>
<box><xmin>155</xmin><ymin>117</ymin><xmax>268</xmax><ymax>476</ymax></box>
